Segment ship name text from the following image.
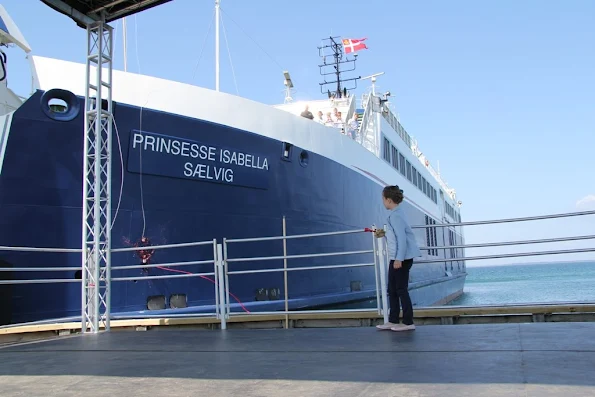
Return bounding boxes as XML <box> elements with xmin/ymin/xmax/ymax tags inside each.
<box><xmin>128</xmin><ymin>130</ymin><xmax>270</xmax><ymax>190</ymax></box>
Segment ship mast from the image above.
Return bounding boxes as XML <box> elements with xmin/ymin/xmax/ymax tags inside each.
<box><xmin>317</xmin><ymin>36</ymin><xmax>360</xmax><ymax>98</ymax></box>
<box><xmin>122</xmin><ymin>17</ymin><xmax>127</xmax><ymax>72</ymax></box>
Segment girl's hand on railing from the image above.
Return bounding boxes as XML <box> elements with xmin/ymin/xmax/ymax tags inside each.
<box><xmin>374</xmin><ymin>229</ymin><xmax>385</xmax><ymax>238</ymax></box>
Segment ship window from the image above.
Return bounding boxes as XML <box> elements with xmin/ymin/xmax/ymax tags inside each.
<box><xmin>406</xmin><ymin>161</ymin><xmax>412</xmax><ymax>182</ymax></box>
<box><xmin>412</xmin><ymin>168</ymin><xmax>418</xmax><ymax>188</ymax></box>
<box><xmin>399</xmin><ymin>153</ymin><xmax>406</xmax><ymax>176</ymax></box>
<box><xmin>424</xmin><ymin>215</ymin><xmax>431</xmax><ymax>255</ymax></box>
<box><xmin>383</xmin><ymin>137</ymin><xmax>391</xmax><ymax>162</ymax></box>
<box><xmin>449</xmin><ymin>229</ymin><xmax>456</xmax><ymax>259</ymax></box>
<box><xmin>391</xmin><ymin>146</ymin><xmax>399</xmax><ymax>170</ymax></box>
<box><xmin>422</xmin><ymin>177</ymin><xmax>427</xmax><ymax>195</ymax></box>
<box><xmin>425</xmin><ymin>215</ymin><xmax>438</xmax><ymax>256</ymax></box>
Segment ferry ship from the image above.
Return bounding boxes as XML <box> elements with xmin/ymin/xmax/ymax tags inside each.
<box><xmin>0</xmin><ymin>3</ymin><xmax>466</xmax><ymax>325</ymax></box>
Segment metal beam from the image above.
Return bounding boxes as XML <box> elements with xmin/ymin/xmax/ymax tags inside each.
<box><xmin>40</xmin><ymin>0</ymin><xmax>173</xmax><ymax>27</ymax></box>
<box><xmin>40</xmin><ymin>0</ymin><xmax>173</xmax><ymax>335</ymax></box>
<box><xmin>40</xmin><ymin>0</ymin><xmax>96</xmax><ymax>26</ymax></box>
<box><xmin>81</xmin><ymin>19</ymin><xmax>113</xmax><ymax>334</ymax></box>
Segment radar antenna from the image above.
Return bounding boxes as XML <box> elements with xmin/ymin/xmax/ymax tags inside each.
<box><xmin>317</xmin><ymin>36</ymin><xmax>360</xmax><ymax>98</ymax></box>
<box><xmin>283</xmin><ymin>70</ymin><xmax>294</xmax><ymax>103</ymax></box>
<box><xmin>361</xmin><ymin>72</ymin><xmax>390</xmax><ymax>111</ymax></box>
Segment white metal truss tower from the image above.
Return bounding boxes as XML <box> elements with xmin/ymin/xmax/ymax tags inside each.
<box><xmin>81</xmin><ymin>19</ymin><xmax>113</xmax><ymax>334</ymax></box>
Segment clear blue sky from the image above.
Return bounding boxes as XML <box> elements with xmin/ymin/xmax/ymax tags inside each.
<box><xmin>3</xmin><ymin>0</ymin><xmax>594</xmax><ymax>266</ymax></box>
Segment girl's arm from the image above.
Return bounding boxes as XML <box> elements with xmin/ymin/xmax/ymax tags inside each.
<box><xmin>392</xmin><ymin>214</ymin><xmax>407</xmax><ymax>262</ymax></box>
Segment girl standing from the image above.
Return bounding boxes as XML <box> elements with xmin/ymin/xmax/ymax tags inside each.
<box><xmin>376</xmin><ymin>185</ymin><xmax>421</xmax><ymax>332</ymax></box>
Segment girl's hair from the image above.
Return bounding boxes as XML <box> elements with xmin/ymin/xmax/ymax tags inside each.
<box><xmin>383</xmin><ymin>185</ymin><xmax>404</xmax><ymax>204</ymax></box>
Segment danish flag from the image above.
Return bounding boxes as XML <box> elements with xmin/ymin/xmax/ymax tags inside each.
<box><xmin>342</xmin><ymin>38</ymin><xmax>368</xmax><ymax>54</ymax></box>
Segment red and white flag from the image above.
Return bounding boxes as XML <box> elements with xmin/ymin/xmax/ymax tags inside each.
<box><xmin>342</xmin><ymin>38</ymin><xmax>368</xmax><ymax>54</ymax></box>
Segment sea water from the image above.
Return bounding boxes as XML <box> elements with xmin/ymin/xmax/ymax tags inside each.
<box><xmin>315</xmin><ymin>260</ymin><xmax>595</xmax><ymax>310</ymax></box>
<box><xmin>447</xmin><ymin>260</ymin><xmax>595</xmax><ymax>306</ymax></box>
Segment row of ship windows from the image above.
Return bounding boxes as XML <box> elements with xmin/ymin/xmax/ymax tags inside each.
<box><xmin>383</xmin><ymin>136</ymin><xmax>462</xmax><ymax>223</ymax></box>
<box><xmin>424</xmin><ymin>215</ymin><xmax>463</xmax><ymax>264</ymax></box>
<box><xmin>445</xmin><ymin>202</ymin><xmax>461</xmax><ymax>223</ymax></box>
<box><xmin>382</xmin><ymin>111</ymin><xmax>412</xmax><ymax>148</ymax></box>
<box><xmin>382</xmin><ymin>137</ymin><xmax>438</xmax><ymax>204</ymax></box>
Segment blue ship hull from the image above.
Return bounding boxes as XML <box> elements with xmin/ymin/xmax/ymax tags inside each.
<box><xmin>0</xmin><ymin>90</ymin><xmax>465</xmax><ymax>325</ymax></box>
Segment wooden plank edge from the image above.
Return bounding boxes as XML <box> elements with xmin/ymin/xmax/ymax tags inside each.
<box><xmin>1</xmin><ymin>303</ymin><xmax>594</xmax><ymax>335</ymax></box>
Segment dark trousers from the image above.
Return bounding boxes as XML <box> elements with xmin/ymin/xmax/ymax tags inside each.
<box><xmin>388</xmin><ymin>258</ymin><xmax>414</xmax><ymax>325</ymax></box>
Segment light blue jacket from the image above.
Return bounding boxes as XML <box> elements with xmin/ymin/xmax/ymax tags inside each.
<box><xmin>386</xmin><ymin>205</ymin><xmax>422</xmax><ymax>261</ymax></box>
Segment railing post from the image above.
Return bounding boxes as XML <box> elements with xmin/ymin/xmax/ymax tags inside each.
<box><xmin>377</xmin><ymin>224</ymin><xmax>389</xmax><ymax>324</ymax></box>
<box><xmin>213</xmin><ymin>239</ymin><xmax>219</xmax><ymax>319</ymax></box>
<box><xmin>372</xmin><ymin>225</ymin><xmax>381</xmax><ymax>315</ymax></box>
<box><xmin>283</xmin><ymin>216</ymin><xmax>289</xmax><ymax>329</ymax></box>
<box><xmin>216</xmin><ymin>243</ymin><xmax>227</xmax><ymax>330</ymax></box>
<box><xmin>222</xmin><ymin>238</ymin><xmax>230</xmax><ymax>316</ymax></box>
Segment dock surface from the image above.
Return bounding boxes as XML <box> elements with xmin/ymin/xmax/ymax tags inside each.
<box><xmin>1</xmin><ymin>322</ymin><xmax>594</xmax><ymax>396</ymax></box>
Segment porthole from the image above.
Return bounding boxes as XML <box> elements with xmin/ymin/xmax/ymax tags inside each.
<box><xmin>40</xmin><ymin>88</ymin><xmax>80</xmax><ymax>122</ymax></box>
<box><xmin>299</xmin><ymin>150</ymin><xmax>309</xmax><ymax>167</ymax></box>
<box><xmin>281</xmin><ymin>142</ymin><xmax>293</xmax><ymax>161</ymax></box>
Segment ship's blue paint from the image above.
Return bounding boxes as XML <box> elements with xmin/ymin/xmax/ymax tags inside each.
<box><xmin>0</xmin><ymin>16</ymin><xmax>8</xmax><ymax>35</ymax></box>
<box><xmin>0</xmin><ymin>90</ymin><xmax>464</xmax><ymax>324</ymax></box>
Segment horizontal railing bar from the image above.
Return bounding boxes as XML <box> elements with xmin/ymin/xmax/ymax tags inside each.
<box><xmin>222</xmin><ymin>303</ymin><xmax>595</xmax><ymax>317</ymax></box>
<box><xmin>419</xmin><ymin>234</ymin><xmax>595</xmax><ymax>251</ymax></box>
<box><xmin>0</xmin><ymin>246</ymin><xmax>82</xmax><ymax>253</ymax></box>
<box><xmin>225</xmin><ymin>228</ymin><xmax>369</xmax><ymax>243</ymax></box>
<box><xmin>111</xmin><ymin>239</ymin><xmax>215</xmax><ymax>253</ymax></box>
<box><xmin>227</xmin><ymin>308</ymin><xmax>376</xmax><ymax>315</ymax></box>
<box><xmin>416</xmin><ymin>247</ymin><xmax>595</xmax><ymax>264</ymax></box>
<box><xmin>0</xmin><ymin>279</ymin><xmax>81</xmax><ymax>285</ymax></box>
<box><xmin>0</xmin><ymin>267</ymin><xmax>81</xmax><ymax>272</ymax></box>
<box><xmin>112</xmin><ymin>271</ymin><xmax>215</xmax><ymax>282</ymax></box>
<box><xmin>112</xmin><ymin>259</ymin><xmax>215</xmax><ymax>271</ymax></box>
<box><xmin>110</xmin><ymin>313</ymin><xmax>218</xmax><ymax>319</ymax></box>
<box><xmin>0</xmin><ymin>316</ymin><xmax>82</xmax><ymax>329</ymax></box>
<box><xmin>226</xmin><ymin>249</ymin><xmax>374</xmax><ymax>263</ymax></box>
<box><xmin>412</xmin><ymin>209</ymin><xmax>595</xmax><ymax>229</ymax></box>
<box><xmin>227</xmin><ymin>262</ymin><xmax>375</xmax><ymax>275</ymax></box>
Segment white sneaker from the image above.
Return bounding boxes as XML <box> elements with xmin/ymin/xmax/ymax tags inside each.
<box><xmin>376</xmin><ymin>322</ymin><xmax>398</xmax><ymax>330</ymax></box>
<box><xmin>391</xmin><ymin>324</ymin><xmax>416</xmax><ymax>331</ymax></box>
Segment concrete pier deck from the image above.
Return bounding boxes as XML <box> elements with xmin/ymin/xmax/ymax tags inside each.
<box><xmin>1</xmin><ymin>322</ymin><xmax>594</xmax><ymax>396</ymax></box>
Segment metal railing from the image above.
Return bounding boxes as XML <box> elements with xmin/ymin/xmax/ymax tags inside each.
<box><xmin>1</xmin><ymin>208</ymin><xmax>593</xmax><ymax>332</ymax></box>
<box><xmin>413</xmin><ymin>209</ymin><xmax>595</xmax><ymax>229</ymax></box>
<box><xmin>0</xmin><ymin>245</ymin><xmax>82</xmax><ymax>285</ymax></box>
<box><xmin>110</xmin><ymin>239</ymin><xmax>221</xmax><ymax>320</ymax></box>
<box><xmin>357</xmin><ymin>93</ymin><xmax>379</xmax><ymax>155</ymax></box>
<box><xmin>220</xmin><ymin>218</ymin><xmax>382</xmax><ymax>329</ymax></box>
<box><xmin>0</xmin><ymin>238</ymin><xmax>222</xmax><ymax>329</ymax></box>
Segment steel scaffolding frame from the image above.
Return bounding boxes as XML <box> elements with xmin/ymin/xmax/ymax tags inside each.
<box><xmin>81</xmin><ymin>19</ymin><xmax>113</xmax><ymax>334</ymax></box>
